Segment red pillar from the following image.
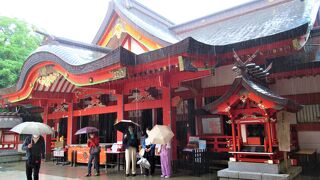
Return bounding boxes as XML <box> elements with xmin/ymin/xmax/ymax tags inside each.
<box><xmin>116</xmin><ymin>94</ymin><xmax>124</xmax><ymax>142</ymax></box>
<box><xmin>162</xmin><ymin>87</ymin><xmax>177</xmax><ymax>160</ymax></box>
<box><xmin>67</xmin><ymin>102</ymin><xmax>77</xmax><ymax>145</ymax></box>
<box><xmin>195</xmin><ymin>95</ymin><xmax>202</xmax><ymax>136</ymax></box>
<box><xmin>42</xmin><ymin>103</ymin><xmax>51</xmax><ymax>160</ymax></box>
<box><xmin>271</xmin><ymin>122</ymin><xmax>277</xmax><ymax>144</ymax></box>
<box><xmin>266</xmin><ymin>120</ymin><xmax>273</xmax><ymax>153</ymax></box>
<box><xmin>237</xmin><ymin>122</ymin><xmax>241</xmax><ymax>152</ymax></box>
<box><xmin>231</xmin><ymin>119</ymin><xmax>237</xmax><ymax>160</ymax></box>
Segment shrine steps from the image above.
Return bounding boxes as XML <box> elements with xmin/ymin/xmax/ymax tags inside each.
<box><xmin>0</xmin><ymin>150</ymin><xmax>24</xmax><ymax>163</ymax></box>
<box><xmin>218</xmin><ymin>162</ymin><xmax>302</xmax><ymax>180</ymax></box>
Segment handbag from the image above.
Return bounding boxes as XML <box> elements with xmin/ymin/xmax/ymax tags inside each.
<box><xmin>90</xmin><ymin>146</ymin><xmax>101</xmax><ymax>155</ymax></box>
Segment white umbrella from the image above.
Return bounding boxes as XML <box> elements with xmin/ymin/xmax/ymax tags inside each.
<box><xmin>148</xmin><ymin>125</ymin><xmax>174</xmax><ymax>145</ymax></box>
<box><xmin>10</xmin><ymin>122</ymin><xmax>54</xmax><ymax>135</ymax></box>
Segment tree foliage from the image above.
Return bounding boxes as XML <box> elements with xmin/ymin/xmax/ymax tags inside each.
<box><xmin>0</xmin><ymin>16</ymin><xmax>42</xmax><ymax>88</ymax></box>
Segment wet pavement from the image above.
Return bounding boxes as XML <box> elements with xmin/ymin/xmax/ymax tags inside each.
<box><xmin>0</xmin><ymin>161</ymin><xmax>217</xmax><ymax>180</ymax></box>
<box><xmin>0</xmin><ymin>161</ymin><xmax>319</xmax><ymax>180</ymax></box>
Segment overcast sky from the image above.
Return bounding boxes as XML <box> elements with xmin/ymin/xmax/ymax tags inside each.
<box><xmin>0</xmin><ymin>0</ymin><xmax>254</xmax><ymax>43</ymax></box>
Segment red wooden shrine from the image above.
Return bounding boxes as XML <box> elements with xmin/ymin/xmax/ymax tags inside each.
<box><xmin>205</xmin><ymin>53</ymin><xmax>302</xmax><ymax>163</ymax></box>
<box><xmin>0</xmin><ymin>112</ymin><xmax>22</xmax><ymax>150</ymax></box>
<box><xmin>0</xmin><ymin>0</ymin><xmax>318</xmax><ymax>165</ymax></box>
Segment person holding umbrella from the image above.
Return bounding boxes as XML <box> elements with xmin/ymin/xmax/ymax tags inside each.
<box><xmin>122</xmin><ymin>125</ymin><xmax>138</xmax><ymax>177</ymax></box>
<box><xmin>160</xmin><ymin>141</ymin><xmax>172</xmax><ymax>178</ymax></box>
<box><xmin>11</xmin><ymin>121</ymin><xmax>53</xmax><ymax>180</ymax></box>
<box><xmin>147</xmin><ymin>125</ymin><xmax>174</xmax><ymax>178</ymax></box>
<box><xmin>22</xmin><ymin>134</ymin><xmax>45</xmax><ymax>180</ymax></box>
<box><xmin>85</xmin><ymin>132</ymin><xmax>100</xmax><ymax>177</ymax></box>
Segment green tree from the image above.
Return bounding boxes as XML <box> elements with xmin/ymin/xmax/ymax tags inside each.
<box><xmin>0</xmin><ymin>16</ymin><xmax>42</xmax><ymax>88</ymax></box>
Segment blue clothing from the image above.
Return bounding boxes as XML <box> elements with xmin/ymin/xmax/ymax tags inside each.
<box><xmin>22</xmin><ymin>136</ymin><xmax>45</xmax><ymax>161</ymax></box>
<box><xmin>142</xmin><ymin>137</ymin><xmax>155</xmax><ymax>149</ymax></box>
<box><xmin>88</xmin><ymin>153</ymin><xmax>99</xmax><ymax>174</ymax></box>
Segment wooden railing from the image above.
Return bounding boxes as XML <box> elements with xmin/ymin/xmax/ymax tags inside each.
<box><xmin>198</xmin><ymin>135</ymin><xmax>232</xmax><ymax>153</ymax></box>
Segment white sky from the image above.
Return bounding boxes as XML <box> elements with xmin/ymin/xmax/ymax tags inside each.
<box><xmin>0</xmin><ymin>0</ymin><xmax>254</xmax><ymax>43</ymax></box>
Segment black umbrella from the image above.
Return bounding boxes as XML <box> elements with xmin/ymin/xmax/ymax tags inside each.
<box><xmin>114</xmin><ymin>120</ymin><xmax>140</xmax><ymax>133</ymax></box>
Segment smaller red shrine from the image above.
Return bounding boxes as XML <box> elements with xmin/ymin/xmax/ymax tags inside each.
<box><xmin>0</xmin><ymin>112</ymin><xmax>22</xmax><ymax>150</ymax></box>
<box><xmin>205</xmin><ymin>51</ymin><xmax>302</xmax><ymax>164</ymax></box>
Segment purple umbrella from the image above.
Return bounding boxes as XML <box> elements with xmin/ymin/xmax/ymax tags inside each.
<box><xmin>75</xmin><ymin>127</ymin><xmax>99</xmax><ymax>135</ymax></box>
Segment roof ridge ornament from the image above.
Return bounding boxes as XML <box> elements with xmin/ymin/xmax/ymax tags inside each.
<box><xmin>232</xmin><ymin>49</ymin><xmax>272</xmax><ymax>82</ymax></box>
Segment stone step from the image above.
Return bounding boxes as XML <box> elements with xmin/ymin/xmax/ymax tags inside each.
<box><xmin>0</xmin><ymin>155</ymin><xmax>22</xmax><ymax>163</ymax></box>
<box><xmin>218</xmin><ymin>166</ymin><xmax>302</xmax><ymax>180</ymax></box>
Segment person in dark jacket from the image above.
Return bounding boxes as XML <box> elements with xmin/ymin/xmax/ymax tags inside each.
<box><xmin>86</xmin><ymin>133</ymin><xmax>100</xmax><ymax>177</ymax></box>
<box><xmin>123</xmin><ymin>125</ymin><xmax>138</xmax><ymax>176</ymax></box>
<box><xmin>143</xmin><ymin>127</ymin><xmax>156</xmax><ymax>176</ymax></box>
<box><xmin>22</xmin><ymin>134</ymin><xmax>45</xmax><ymax>180</ymax></box>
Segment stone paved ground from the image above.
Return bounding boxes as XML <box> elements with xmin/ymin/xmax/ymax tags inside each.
<box><xmin>0</xmin><ymin>161</ymin><xmax>319</xmax><ymax>180</ymax></box>
<box><xmin>0</xmin><ymin>161</ymin><xmax>216</xmax><ymax>180</ymax></box>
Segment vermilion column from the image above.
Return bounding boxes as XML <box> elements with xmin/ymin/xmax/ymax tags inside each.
<box><xmin>42</xmin><ymin>103</ymin><xmax>51</xmax><ymax>160</ymax></box>
<box><xmin>162</xmin><ymin>87</ymin><xmax>177</xmax><ymax>160</ymax></box>
<box><xmin>195</xmin><ymin>95</ymin><xmax>203</xmax><ymax>136</ymax></box>
<box><xmin>67</xmin><ymin>102</ymin><xmax>77</xmax><ymax>145</ymax></box>
<box><xmin>231</xmin><ymin>119</ymin><xmax>237</xmax><ymax>160</ymax></box>
<box><xmin>266</xmin><ymin>120</ymin><xmax>273</xmax><ymax>153</ymax></box>
<box><xmin>116</xmin><ymin>94</ymin><xmax>124</xmax><ymax>142</ymax></box>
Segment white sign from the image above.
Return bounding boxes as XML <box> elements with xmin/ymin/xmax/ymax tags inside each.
<box><xmin>53</xmin><ymin>150</ymin><xmax>64</xmax><ymax>157</ymax></box>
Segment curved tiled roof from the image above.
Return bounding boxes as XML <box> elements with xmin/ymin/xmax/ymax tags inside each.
<box><xmin>92</xmin><ymin>0</ymin><xmax>179</xmax><ymax>45</ymax></box>
<box><xmin>204</xmin><ymin>76</ymin><xmax>302</xmax><ymax>113</ymax></box>
<box><xmin>93</xmin><ymin>0</ymin><xmax>320</xmax><ymax>46</ymax></box>
<box><xmin>175</xmin><ymin>0</ymin><xmax>319</xmax><ymax>45</ymax></box>
<box><xmin>0</xmin><ymin>20</ymin><xmax>310</xmax><ymax>96</ymax></box>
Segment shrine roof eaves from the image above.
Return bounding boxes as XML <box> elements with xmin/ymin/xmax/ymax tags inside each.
<box><xmin>204</xmin><ymin>77</ymin><xmax>302</xmax><ymax>114</ymax></box>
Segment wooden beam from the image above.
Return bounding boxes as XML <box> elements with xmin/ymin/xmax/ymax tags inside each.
<box><xmin>124</xmin><ymin>100</ymin><xmax>162</xmax><ymax>111</ymax></box>
<box><xmin>31</xmin><ymin>91</ymin><xmax>73</xmax><ymax>101</ymax></box>
<box><xmin>123</xmin><ymin>74</ymin><xmax>165</xmax><ymax>94</ymax></box>
<box><xmin>47</xmin><ymin>105</ymin><xmax>118</xmax><ymax>119</ymax></box>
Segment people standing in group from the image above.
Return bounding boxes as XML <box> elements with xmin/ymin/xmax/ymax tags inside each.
<box><xmin>86</xmin><ymin>133</ymin><xmax>100</xmax><ymax>177</ymax></box>
<box><xmin>142</xmin><ymin>127</ymin><xmax>156</xmax><ymax>176</ymax></box>
<box><xmin>22</xmin><ymin>134</ymin><xmax>45</xmax><ymax>180</ymax></box>
<box><xmin>123</xmin><ymin>125</ymin><xmax>138</xmax><ymax>177</ymax></box>
<box><xmin>160</xmin><ymin>141</ymin><xmax>172</xmax><ymax>178</ymax></box>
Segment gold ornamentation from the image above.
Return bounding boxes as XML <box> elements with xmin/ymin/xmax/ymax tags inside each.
<box><xmin>111</xmin><ymin>67</ymin><xmax>127</xmax><ymax>80</ymax></box>
<box><xmin>113</xmin><ymin>19</ymin><xmax>126</xmax><ymax>39</ymax></box>
<box><xmin>54</xmin><ymin>103</ymin><xmax>67</xmax><ymax>112</ymax></box>
<box><xmin>37</xmin><ymin>72</ymin><xmax>60</xmax><ymax>87</ymax></box>
<box><xmin>85</xmin><ymin>96</ymin><xmax>105</xmax><ymax>109</ymax></box>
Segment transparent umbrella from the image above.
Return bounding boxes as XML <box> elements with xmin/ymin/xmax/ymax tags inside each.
<box><xmin>10</xmin><ymin>122</ymin><xmax>54</xmax><ymax>135</ymax></box>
